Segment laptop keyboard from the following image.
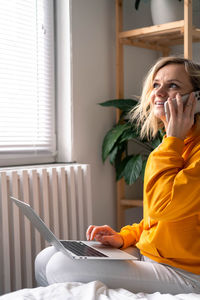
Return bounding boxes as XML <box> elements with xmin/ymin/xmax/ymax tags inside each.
<box><xmin>60</xmin><ymin>241</ymin><xmax>108</xmax><ymax>257</ymax></box>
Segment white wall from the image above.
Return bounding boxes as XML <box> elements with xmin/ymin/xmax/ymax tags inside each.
<box><xmin>71</xmin><ymin>0</ymin><xmax>179</xmax><ymax>228</ymax></box>
<box><xmin>71</xmin><ymin>0</ymin><xmax>116</xmax><ymax>227</ymax></box>
<box><xmin>123</xmin><ymin>1</ymin><xmax>158</xmax><ymax>225</ymax></box>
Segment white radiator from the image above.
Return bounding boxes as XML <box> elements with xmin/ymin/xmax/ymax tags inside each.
<box><xmin>0</xmin><ymin>164</ymin><xmax>92</xmax><ymax>295</ymax></box>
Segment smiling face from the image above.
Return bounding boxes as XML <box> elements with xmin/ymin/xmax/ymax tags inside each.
<box><xmin>150</xmin><ymin>63</ymin><xmax>193</xmax><ymax>124</ymax></box>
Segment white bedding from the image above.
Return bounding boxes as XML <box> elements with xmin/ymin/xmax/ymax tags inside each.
<box><xmin>0</xmin><ymin>281</ymin><xmax>200</xmax><ymax>300</ymax></box>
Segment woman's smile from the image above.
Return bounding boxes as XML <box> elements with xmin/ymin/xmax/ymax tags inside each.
<box><xmin>154</xmin><ymin>101</ymin><xmax>165</xmax><ymax>106</ymax></box>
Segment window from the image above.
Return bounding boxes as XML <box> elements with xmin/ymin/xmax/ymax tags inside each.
<box><xmin>0</xmin><ymin>0</ymin><xmax>56</xmax><ymax>166</ymax></box>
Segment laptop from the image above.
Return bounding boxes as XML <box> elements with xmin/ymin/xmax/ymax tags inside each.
<box><xmin>10</xmin><ymin>196</ymin><xmax>138</xmax><ymax>261</ymax></box>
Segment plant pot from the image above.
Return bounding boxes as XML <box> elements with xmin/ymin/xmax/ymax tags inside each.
<box><xmin>150</xmin><ymin>0</ymin><xmax>184</xmax><ymax>25</ymax></box>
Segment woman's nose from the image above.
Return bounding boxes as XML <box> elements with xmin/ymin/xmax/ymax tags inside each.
<box><xmin>155</xmin><ymin>86</ymin><xmax>167</xmax><ymax>98</ymax></box>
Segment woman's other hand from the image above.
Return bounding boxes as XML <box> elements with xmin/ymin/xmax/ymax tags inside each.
<box><xmin>86</xmin><ymin>225</ymin><xmax>124</xmax><ymax>248</ymax></box>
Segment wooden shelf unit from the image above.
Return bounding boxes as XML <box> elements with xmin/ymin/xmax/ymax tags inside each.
<box><xmin>120</xmin><ymin>20</ymin><xmax>200</xmax><ymax>55</ymax></box>
<box><xmin>115</xmin><ymin>0</ymin><xmax>197</xmax><ymax>229</ymax></box>
<box><xmin>120</xmin><ymin>199</ymin><xmax>143</xmax><ymax>208</ymax></box>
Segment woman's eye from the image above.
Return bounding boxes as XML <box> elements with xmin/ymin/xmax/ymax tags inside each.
<box><xmin>153</xmin><ymin>82</ymin><xmax>159</xmax><ymax>88</ymax></box>
<box><xmin>152</xmin><ymin>82</ymin><xmax>179</xmax><ymax>89</ymax></box>
<box><xmin>169</xmin><ymin>83</ymin><xmax>178</xmax><ymax>88</ymax></box>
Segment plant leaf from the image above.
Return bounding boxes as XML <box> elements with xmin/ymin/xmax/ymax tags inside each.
<box><xmin>135</xmin><ymin>0</ymin><xmax>141</xmax><ymax>10</ymax></box>
<box><xmin>119</xmin><ymin>127</ymin><xmax>140</xmax><ymax>143</ymax></box>
<box><xmin>150</xmin><ymin>137</ymin><xmax>162</xmax><ymax>149</ymax></box>
<box><xmin>113</xmin><ymin>142</ymin><xmax>127</xmax><ymax>167</ymax></box>
<box><xmin>109</xmin><ymin>145</ymin><xmax>118</xmax><ymax>165</ymax></box>
<box><xmin>102</xmin><ymin>123</ymin><xmax>129</xmax><ymax>162</ymax></box>
<box><xmin>99</xmin><ymin>99</ymin><xmax>138</xmax><ymax>112</ymax></box>
<box><xmin>140</xmin><ymin>159</ymin><xmax>147</xmax><ymax>181</ymax></box>
<box><xmin>123</xmin><ymin>154</ymin><xmax>143</xmax><ymax>185</ymax></box>
<box><xmin>116</xmin><ymin>155</ymin><xmax>132</xmax><ymax>181</ymax></box>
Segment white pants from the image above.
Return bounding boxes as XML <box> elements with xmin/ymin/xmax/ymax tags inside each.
<box><xmin>35</xmin><ymin>246</ymin><xmax>200</xmax><ymax>295</ymax></box>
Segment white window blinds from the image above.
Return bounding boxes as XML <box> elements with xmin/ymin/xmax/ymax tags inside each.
<box><xmin>0</xmin><ymin>0</ymin><xmax>56</xmax><ymax>165</ymax></box>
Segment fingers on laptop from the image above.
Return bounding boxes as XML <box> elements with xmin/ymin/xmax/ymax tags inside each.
<box><xmin>86</xmin><ymin>225</ymin><xmax>124</xmax><ymax>248</ymax></box>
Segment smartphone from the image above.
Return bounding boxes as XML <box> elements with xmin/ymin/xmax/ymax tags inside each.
<box><xmin>164</xmin><ymin>91</ymin><xmax>200</xmax><ymax>122</ymax></box>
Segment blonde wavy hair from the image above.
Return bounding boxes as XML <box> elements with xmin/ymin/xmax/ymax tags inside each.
<box><xmin>130</xmin><ymin>56</ymin><xmax>200</xmax><ymax>140</ymax></box>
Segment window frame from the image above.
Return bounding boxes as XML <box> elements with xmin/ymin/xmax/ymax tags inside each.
<box><xmin>55</xmin><ymin>0</ymin><xmax>73</xmax><ymax>164</ymax></box>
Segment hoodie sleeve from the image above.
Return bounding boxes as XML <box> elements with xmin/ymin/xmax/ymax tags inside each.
<box><xmin>144</xmin><ymin>136</ymin><xmax>200</xmax><ymax>222</ymax></box>
<box><xmin>119</xmin><ymin>219</ymin><xmax>144</xmax><ymax>249</ymax></box>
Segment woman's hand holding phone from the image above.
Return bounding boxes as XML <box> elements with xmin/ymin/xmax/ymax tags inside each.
<box><xmin>165</xmin><ymin>92</ymin><xmax>198</xmax><ymax>140</ymax></box>
<box><xmin>164</xmin><ymin>91</ymin><xmax>200</xmax><ymax>122</ymax></box>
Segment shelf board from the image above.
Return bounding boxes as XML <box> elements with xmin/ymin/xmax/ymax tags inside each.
<box><xmin>119</xmin><ymin>20</ymin><xmax>200</xmax><ymax>51</ymax></box>
<box><xmin>120</xmin><ymin>199</ymin><xmax>143</xmax><ymax>207</ymax></box>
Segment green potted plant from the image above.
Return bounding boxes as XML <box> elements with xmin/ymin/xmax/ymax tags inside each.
<box><xmin>100</xmin><ymin>98</ymin><xmax>164</xmax><ymax>185</ymax></box>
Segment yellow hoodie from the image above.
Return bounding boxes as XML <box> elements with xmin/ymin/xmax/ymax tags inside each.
<box><xmin>119</xmin><ymin>120</ymin><xmax>200</xmax><ymax>275</ymax></box>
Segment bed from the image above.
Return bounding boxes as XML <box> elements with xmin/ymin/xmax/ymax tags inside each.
<box><xmin>0</xmin><ymin>281</ymin><xmax>199</xmax><ymax>300</ymax></box>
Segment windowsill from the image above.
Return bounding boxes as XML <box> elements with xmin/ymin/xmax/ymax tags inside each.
<box><xmin>0</xmin><ymin>161</ymin><xmax>80</xmax><ymax>171</ymax></box>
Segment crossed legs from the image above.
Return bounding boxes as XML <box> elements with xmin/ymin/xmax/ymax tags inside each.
<box><xmin>35</xmin><ymin>246</ymin><xmax>200</xmax><ymax>294</ymax></box>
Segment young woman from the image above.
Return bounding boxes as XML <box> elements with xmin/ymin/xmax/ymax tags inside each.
<box><xmin>35</xmin><ymin>56</ymin><xmax>200</xmax><ymax>294</ymax></box>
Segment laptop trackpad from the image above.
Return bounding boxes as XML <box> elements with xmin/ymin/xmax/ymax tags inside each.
<box><xmin>86</xmin><ymin>241</ymin><xmax>139</xmax><ymax>260</ymax></box>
